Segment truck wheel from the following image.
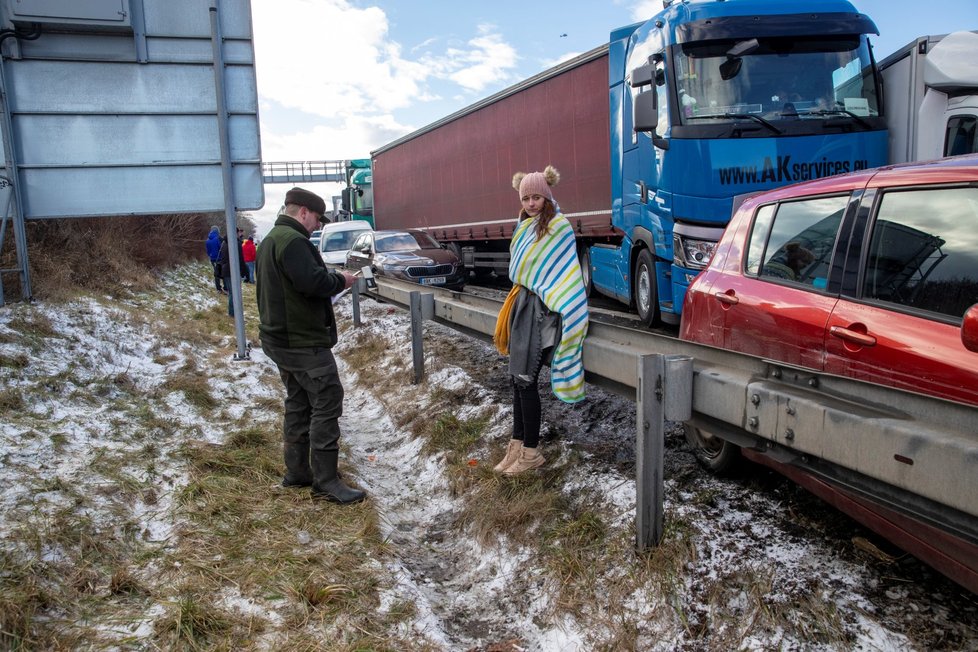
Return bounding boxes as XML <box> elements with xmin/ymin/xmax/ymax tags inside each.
<box><xmin>578</xmin><ymin>247</ymin><xmax>593</xmax><ymax>297</ymax></box>
<box><xmin>633</xmin><ymin>249</ymin><xmax>660</xmax><ymax>326</ymax></box>
<box><xmin>683</xmin><ymin>423</ymin><xmax>742</xmax><ymax>475</ymax></box>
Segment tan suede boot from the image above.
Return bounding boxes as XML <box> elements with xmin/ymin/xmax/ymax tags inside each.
<box><xmin>493</xmin><ymin>439</ymin><xmax>523</xmax><ymax>472</ymax></box>
<box><xmin>502</xmin><ymin>446</ymin><xmax>545</xmax><ymax>475</ymax></box>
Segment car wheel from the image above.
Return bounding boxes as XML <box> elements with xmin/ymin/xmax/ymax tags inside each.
<box><xmin>683</xmin><ymin>423</ymin><xmax>741</xmax><ymax>475</ymax></box>
<box><xmin>578</xmin><ymin>246</ymin><xmax>593</xmax><ymax>297</ymax></box>
<box><xmin>633</xmin><ymin>248</ymin><xmax>660</xmax><ymax>327</ymax></box>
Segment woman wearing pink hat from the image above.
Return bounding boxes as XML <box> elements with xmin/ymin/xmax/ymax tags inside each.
<box><xmin>493</xmin><ymin>165</ymin><xmax>589</xmax><ymax>475</ymax></box>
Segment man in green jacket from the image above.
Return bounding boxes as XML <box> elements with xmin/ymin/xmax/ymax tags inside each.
<box><xmin>256</xmin><ymin>187</ymin><xmax>364</xmax><ymax>504</ymax></box>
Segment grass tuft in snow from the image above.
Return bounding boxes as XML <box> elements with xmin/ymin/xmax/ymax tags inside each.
<box><xmin>161</xmin><ymin>360</ymin><xmax>218</xmax><ymax>411</ymax></box>
<box><xmin>0</xmin><ymin>551</ymin><xmax>54</xmax><ymax>650</ymax></box>
<box><xmin>0</xmin><ymin>351</ymin><xmax>28</xmax><ymax>369</ymax></box>
<box><xmin>0</xmin><ymin>386</ymin><xmax>25</xmax><ymax>410</ymax></box>
<box><xmin>7</xmin><ymin>312</ymin><xmax>58</xmax><ymax>343</ymax></box>
<box><xmin>153</xmin><ymin>590</ymin><xmax>244</xmax><ymax>648</ymax></box>
<box><xmin>419</xmin><ymin>410</ymin><xmax>490</xmax><ymax>461</ymax></box>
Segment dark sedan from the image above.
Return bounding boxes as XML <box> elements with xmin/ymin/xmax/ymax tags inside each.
<box><xmin>345</xmin><ymin>229</ymin><xmax>466</xmax><ymax>290</ymax></box>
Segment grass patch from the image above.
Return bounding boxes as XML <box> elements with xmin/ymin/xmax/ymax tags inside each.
<box><xmin>161</xmin><ymin>361</ymin><xmax>217</xmax><ymax>411</ymax></box>
<box><xmin>0</xmin><ymin>551</ymin><xmax>56</xmax><ymax>651</ymax></box>
<box><xmin>418</xmin><ymin>409</ymin><xmax>489</xmax><ymax>461</ymax></box>
<box><xmin>0</xmin><ymin>352</ymin><xmax>29</xmax><ymax>369</ymax></box>
<box><xmin>0</xmin><ymin>387</ymin><xmax>25</xmax><ymax>411</ymax></box>
<box><xmin>0</xmin><ymin>264</ymin><xmax>427</xmax><ymax>649</ymax></box>
<box><xmin>164</xmin><ymin>415</ymin><xmax>411</xmax><ymax>646</ymax></box>
<box><xmin>342</xmin><ymin>329</ymin><xmax>399</xmax><ymax>387</ymax></box>
<box><xmin>7</xmin><ymin>312</ymin><xmax>58</xmax><ymax>340</ymax></box>
<box><xmin>153</xmin><ymin>591</ymin><xmax>244</xmax><ymax>649</ymax></box>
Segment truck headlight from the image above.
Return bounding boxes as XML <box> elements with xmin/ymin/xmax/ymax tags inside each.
<box><xmin>673</xmin><ymin>233</ymin><xmax>716</xmax><ymax>270</ymax></box>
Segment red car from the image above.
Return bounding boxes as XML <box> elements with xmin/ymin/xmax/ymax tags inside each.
<box><xmin>683</xmin><ymin>154</ymin><xmax>978</xmax><ymax>411</ymax></box>
<box><xmin>679</xmin><ymin>154</ymin><xmax>978</xmax><ymax>591</ymax></box>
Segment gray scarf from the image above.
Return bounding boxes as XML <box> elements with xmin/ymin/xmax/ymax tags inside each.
<box><xmin>508</xmin><ymin>288</ymin><xmax>560</xmax><ymax>386</ymax></box>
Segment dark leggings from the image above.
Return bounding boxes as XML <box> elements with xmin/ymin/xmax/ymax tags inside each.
<box><xmin>512</xmin><ymin>347</ymin><xmax>552</xmax><ymax>448</ymax></box>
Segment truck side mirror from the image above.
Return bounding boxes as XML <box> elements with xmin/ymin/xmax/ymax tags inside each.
<box><xmin>962</xmin><ymin>303</ymin><xmax>978</xmax><ymax>353</ymax></box>
<box><xmin>634</xmin><ymin>89</ymin><xmax>669</xmax><ymax>149</ymax></box>
<box><xmin>630</xmin><ymin>63</ymin><xmax>653</xmax><ymax>88</ymax></box>
<box><xmin>634</xmin><ymin>89</ymin><xmax>658</xmax><ymax>132</ymax></box>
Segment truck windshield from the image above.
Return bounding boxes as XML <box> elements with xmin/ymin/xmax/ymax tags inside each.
<box><xmin>674</xmin><ymin>36</ymin><xmax>878</xmax><ymax>126</ymax></box>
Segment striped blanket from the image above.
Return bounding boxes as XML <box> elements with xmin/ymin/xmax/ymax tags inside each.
<box><xmin>509</xmin><ymin>214</ymin><xmax>589</xmax><ymax>403</ymax></box>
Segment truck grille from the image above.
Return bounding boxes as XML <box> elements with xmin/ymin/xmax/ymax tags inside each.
<box><xmin>406</xmin><ymin>264</ymin><xmax>454</xmax><ymax>277</ymax></box>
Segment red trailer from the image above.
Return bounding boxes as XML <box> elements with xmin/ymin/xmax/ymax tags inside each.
<box><xmin>371</xmin><ymin>46</ymin><xmax>619</xmax><ymax>277</ymax></box>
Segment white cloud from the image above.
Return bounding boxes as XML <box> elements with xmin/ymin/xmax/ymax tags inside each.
<box><xmin>260</xmin><ymin>113</ymin><xmax>414</xmax><ymax>162</ymax></box>
<box><xmin>251</xmin><ymin>0</ymin><xmax>431</xmax><ymax>116</ymax></box>
<box><xmin>444</xmin><ymin>25</ymin><xmax>519</xmax><ymax>92</ymax></box>
<box><xmin>249</xmin><ymin>1</ymin><xmax>520</xmax><ymax>217</ymax></box>
<box><xmin>630</xmin><ymin>0</ymin><xmax>661</xmax><ymax>22</ymax></box>
<box><xmin>252</xmin><ymin>2</ymin><xmax>519</xmax><ymax>120</ymax></box>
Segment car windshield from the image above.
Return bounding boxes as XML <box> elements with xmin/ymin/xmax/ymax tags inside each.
<box><xmin>675</xmin><ymin>36</ymin><xmax>878</xmax><ymax>125</ymax></box>
<box><xmin>375</xmin><ymin>231</ymin><xmax>440</xmax><ymax>253</ymax></box>
<box><xmin>323</xmin><ymin>229</ymin><xmax>368</xmax><ymax>252</ymax></box>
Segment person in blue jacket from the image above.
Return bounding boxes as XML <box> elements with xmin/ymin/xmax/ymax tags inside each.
<box><xmin>205</xmin><ymin>226</ymin><xmax>224</xmax><ymax>293</ymax></box>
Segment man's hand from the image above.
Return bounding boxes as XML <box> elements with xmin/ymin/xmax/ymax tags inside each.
<box><xmin>339</xmin><ymin>271</ymin><xmax>358</xmax><ymax>290</ymax></box>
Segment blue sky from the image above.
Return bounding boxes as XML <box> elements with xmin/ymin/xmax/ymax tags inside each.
<box><xmin>249</xmin><ymin>0</ymin><xmax>977</xmax><ymax>229</ymax></box>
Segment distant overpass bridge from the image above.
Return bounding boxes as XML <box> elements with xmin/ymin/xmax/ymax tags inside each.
<box><xmin>261</xmin><ymin>160</ymin><xmax>346</xmax><ymax>184</ymax></box>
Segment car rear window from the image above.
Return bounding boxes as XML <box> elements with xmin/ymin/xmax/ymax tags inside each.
<box><xmin>862</xmin><ymin>186</ymin><xmax>978</xmax><ymax>319</ymax></box>
<box><xmin>323</xmin><ymin>229</ymin><xmax>368</xmax><ymax>252</ymax></box>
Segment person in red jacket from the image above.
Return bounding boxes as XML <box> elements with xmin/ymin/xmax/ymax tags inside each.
<box><xmin>242</xmin><ymin>236</ymin><xmax>257</xmax><ymax>283</ymax></box>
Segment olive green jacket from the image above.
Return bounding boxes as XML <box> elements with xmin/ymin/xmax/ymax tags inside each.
<box><xmin>256</xmin><ymin>214</ymin><xmax>345</xmax><ymax>349</ymax></box>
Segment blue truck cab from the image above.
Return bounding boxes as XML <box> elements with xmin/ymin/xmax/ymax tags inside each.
<box><xmin>589</xmin><ymin>0</ymin><xmax>888</xmax><ymax>326</ymax></box>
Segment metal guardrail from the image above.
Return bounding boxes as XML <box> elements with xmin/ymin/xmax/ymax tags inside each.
<box><xmin>360</xmin><ymin>276</ymin><xmax>978</xmax><ymax>530</ymax></box>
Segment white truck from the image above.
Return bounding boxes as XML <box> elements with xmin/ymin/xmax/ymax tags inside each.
<box><xmin>879</xmin><ymin>30</ymin><xmax>978</xmax><ymax>164</ymax></box>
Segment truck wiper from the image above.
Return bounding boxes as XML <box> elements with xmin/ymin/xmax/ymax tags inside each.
<box><xmin>688</xmin><ymin>113</ymin><xmax>783</xmax><ymax>135</ymax></box>
<box><xmin>799</xmin><ymin>109</ymin><xmax>873</xmax><ymax>130</ymax></box>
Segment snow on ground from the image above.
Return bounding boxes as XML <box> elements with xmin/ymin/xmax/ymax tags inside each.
<box><xmin>1</xmin><ymin>266</ymin><xmax>977</xmax><ymax>650</ymax></box>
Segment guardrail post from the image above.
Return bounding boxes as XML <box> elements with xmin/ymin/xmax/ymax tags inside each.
<box><xmin>352</xmin><ymin>277</ymin><xmax>364</xmax><ymax>327</ymax></box>
<box><xmin>636</xmin><ymin>354</ymin><xmax>693</xmax><ymax>551</ymax></box>
<box><xmin>636</xmin><ymin>354</ymin><xmax>665</xmax><ymax>550</ymax></box>
<box><xmin>409</xmin><ymin>291</ymin><xmax>434</xmax><ymax>383</ymax></box>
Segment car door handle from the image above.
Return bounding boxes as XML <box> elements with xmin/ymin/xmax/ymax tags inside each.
<box><xmin>829</xmin><ymin>325</ymin><xmax>877</xmax><ymax>347</ymax></box>
<box><xmin>713</xmin><ymin>291</ymin><xmax>739</xmax><ymax>305</ymax></box>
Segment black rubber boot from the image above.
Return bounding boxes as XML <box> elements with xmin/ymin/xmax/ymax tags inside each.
<box><xmin>311</xmin><ymin>450</ymin><xmax>365</xmax><ymax>504</ymax></box>
<box><xmin>282</xmin><ymin>442</ymin><xmax>312</xmax><ymax>488</ymax></box>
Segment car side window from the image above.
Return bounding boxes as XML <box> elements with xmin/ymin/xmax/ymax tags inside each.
<box><xmin>862</xmin><ymin>186</ymin><xmax>978</xmax><ymax>319</ymax></box>
<box><xmin>745</xmin><ymin>205</ymin><xmax>776</xmax><ymax>276</ymax></box>
<box><xmin>745</xmin><ymin>196</ymin><xmax>847</xmax><ymax>288</ymax></box>
<box><xmin>350</xmin><ymin>233</ymin><xmax>370</xmax><ymax>253</ymax></box>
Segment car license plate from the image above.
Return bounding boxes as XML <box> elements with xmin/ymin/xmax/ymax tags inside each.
<box><xmin>420</xmin><ymin>276</ymin><xmax>445</xmax><ymax>285</ymax></box>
